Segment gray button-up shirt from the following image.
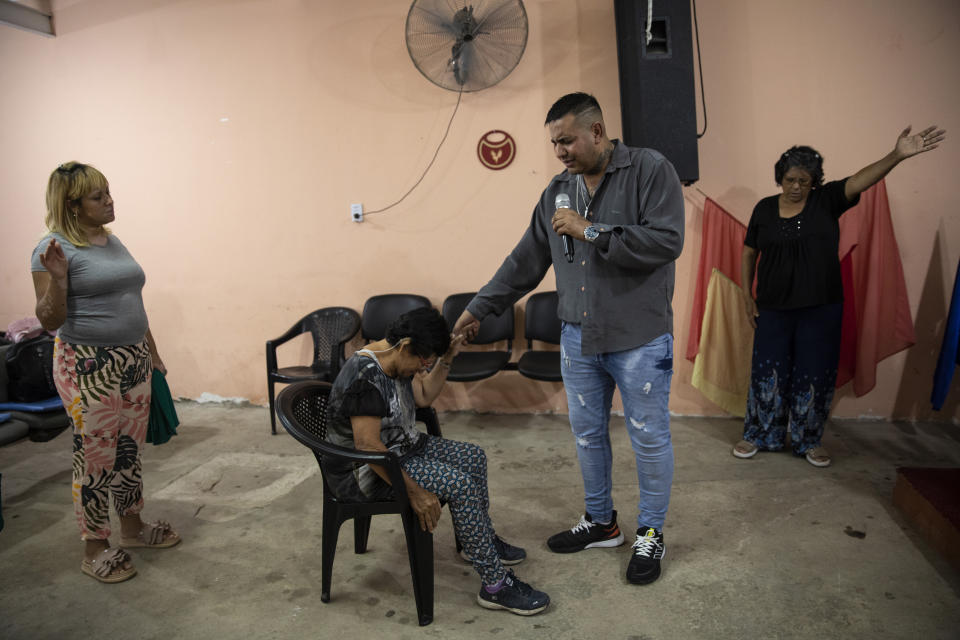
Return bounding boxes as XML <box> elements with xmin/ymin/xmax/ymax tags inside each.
<box><xmin>466</xmin><ymin>140</ymin><xmax>684</xmax><ymax>355</ymax></box>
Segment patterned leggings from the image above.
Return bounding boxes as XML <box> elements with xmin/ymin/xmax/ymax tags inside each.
<box><xmin>401</xmin><ymin>435</ymin><xmax>505</xmax><ymax>585</ymax></box>
<box><xmin>53</xmin><ymin>338</ymin><xmax>152</xmax><ymax>540</ymax></box>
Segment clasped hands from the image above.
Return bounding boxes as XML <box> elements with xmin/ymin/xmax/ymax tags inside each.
<box><xmin>444</xmin><ymin>332</ymin><xmax>467</xmax><ymax>362</ymax></box>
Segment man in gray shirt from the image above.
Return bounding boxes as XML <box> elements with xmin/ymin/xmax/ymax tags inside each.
<box><xmin>453</xmin><ymin>92</ymin><xmax>684</xmax><ymax>586</ymax></box>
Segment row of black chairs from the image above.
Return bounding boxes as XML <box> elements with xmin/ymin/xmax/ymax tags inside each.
<box><xmin>265</xmin><ymin>292</ymin><xmax>562</xmax><ymax>435</ymax></box>
<box><xmin>270</xmin><ymin>293</ymin><xmax>563</xmax><ymax>624</ymax></box>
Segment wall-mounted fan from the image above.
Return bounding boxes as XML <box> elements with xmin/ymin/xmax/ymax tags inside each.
<box><xmin>405</xmin><ymin>0</ymin><xmax>528</xmax><ymax>93</ymax></box>
<box><xmin>364</xmin><ymin>1</ymin><xmax>527</xmax><ymax>217</ymax></box>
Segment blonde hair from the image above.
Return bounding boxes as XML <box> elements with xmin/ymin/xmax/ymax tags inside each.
<box><xmin>44</xmin><ymin>162</ymin><xmax>112</xmax><ymax>247</ymax></box>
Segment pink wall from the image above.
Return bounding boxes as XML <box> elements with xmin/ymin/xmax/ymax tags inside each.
<box><xmin>1</xmin><ymin>0</ymin><xmax>958</xmax><ymax>421</ymax></box>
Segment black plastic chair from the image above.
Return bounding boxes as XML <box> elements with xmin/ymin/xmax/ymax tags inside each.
<box><xmin>361</xmin><ymin>294</ymin><xmax>432</xmax><ymax>341</ymax></box>
<box><xmin>275</xmin><ymin>381</ymin><xmax>441</xmax><ymax>626</ymax></box>
<box><xmin>517</xmin><ymin>291</ymin><xmax>563</xmax><ymax>382</ymax></box>
<box><xmin>441</xmin><ymin>292</ymin><xmax>514</xmax><ymax>382</ymax></box>
<box><xmin>266</xmin><ymin>307</ymin><xmax>360</xmax><ymax>435</ymax></box>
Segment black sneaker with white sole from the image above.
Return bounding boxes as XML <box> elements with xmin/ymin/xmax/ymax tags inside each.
<box><xmin>546</xmin><ymin>511</ymin><xmax>625</xmax><ymax>553</ymax></box>
<box><xmin>459</xmin><ymin>535</ymin><xmax>527</xmax><ymax>566</ymax></box>
<box><xmin>476</xmin><ymin>571</ymin><xmax>550</xmax><ymax>616</ymax></box>
<box><xmin>626</xmin><ymin>527</ymin><xmax>665</xmax><ymax>585</ymax></box>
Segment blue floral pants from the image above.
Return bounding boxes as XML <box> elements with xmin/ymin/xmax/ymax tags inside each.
<box><xmin>743</xmin><ymin>303</ymin><xmax>842</xmax><ymax>455</ymax></box>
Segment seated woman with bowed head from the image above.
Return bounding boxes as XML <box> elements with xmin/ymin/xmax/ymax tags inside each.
<box><xmin>324</xmin><ymin>307</ymin><xmax>550</xmax><ymax>616</ymax></box>
<box><xmin>31</xmin><ymin>162</ymin><xmax>180</xmax><ymax>584</ymax></box>
<box><xmin>734</xmin><ymin>125</ymin><xmax>946</xmax><ymax>467</ymax></box>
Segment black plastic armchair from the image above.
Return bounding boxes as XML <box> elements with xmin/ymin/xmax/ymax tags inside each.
<box><xmin>441</xmin><ymin>292</ymin><xmax>514</xmax><ymax>382</ymax></box>
<box><xmin>275</xmin><ymin>381</ymin><xmax>440</xmax><ymax>626</ymax></box>
<box><xmin>266</xmin><ymin>307</ymin><xmax>360</xmax><ymax>435</ymax></box>
<box><xmin>517</xmin><ymin>291</ymin><xmax>563</xmax><ymax>382</ymax></box>
<box><xmin>361</xmin><ymin>294</ymin><xmax>432</xmax><ymax>341</ymax></box>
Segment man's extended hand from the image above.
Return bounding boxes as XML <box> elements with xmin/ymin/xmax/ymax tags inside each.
<box><xmin>453</xmin><ymin>310</ymin><xmax>480</xmax><ymax>342</ymax></box>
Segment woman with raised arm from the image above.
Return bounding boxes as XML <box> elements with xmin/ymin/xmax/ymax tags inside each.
<box><xmin>32</xmin><ymin>162</ymin><xmax>180</xmax><ymax>583</ymax></box>
<box><xmin>733</xmin><ymin>126</ymin><xmax>946</xmax><ymax>467</ymax></box>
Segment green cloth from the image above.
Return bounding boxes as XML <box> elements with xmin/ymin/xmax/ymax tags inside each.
<box><xmin>147</xmin><ymin>369</ymin><xmax>179</xmax><ymax>445</ymax></box>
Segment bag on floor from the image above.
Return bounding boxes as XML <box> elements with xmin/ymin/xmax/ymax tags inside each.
<box><xmin>4</xmin><ymin>335</ymin><xmax>57</xmax><ymax>402</ymax></box>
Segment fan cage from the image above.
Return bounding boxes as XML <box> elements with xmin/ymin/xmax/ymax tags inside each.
<box><xmin>405</xmin><ymin>0</ymin><xmax>529</xmax><ymax>92</ymax></box>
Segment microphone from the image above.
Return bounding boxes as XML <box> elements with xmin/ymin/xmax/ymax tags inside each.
<box><xmin>555</xmin><ymin>193</ymin><xmax>574</xmax><ymax>263</ymax></box>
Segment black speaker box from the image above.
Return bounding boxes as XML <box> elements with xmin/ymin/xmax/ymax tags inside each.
<box><xmin>614</xmin><ymin>0</ymin><xmax>699</xmax><ymax>184</ymax></box>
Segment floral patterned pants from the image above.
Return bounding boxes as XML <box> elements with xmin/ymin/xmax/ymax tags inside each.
<box><xmin>742</xmin><ymin>303</ymin><xmax>843</xmax><ymax>455</ymax></box>
<box><xmin>53</xmin><ymin>338</ymin><xmax>152</xmax><ymax>540</ymax></box>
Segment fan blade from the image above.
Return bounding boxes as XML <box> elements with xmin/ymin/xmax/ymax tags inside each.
<box><xmin>407</xmin><ymin>2</ymin><xmax>455</xmax><ymax>36</ymax></box>
<box><xmin>473</xmin><ymin>0</ymin><xmax>526</xmax><ymax>32</ymax></box>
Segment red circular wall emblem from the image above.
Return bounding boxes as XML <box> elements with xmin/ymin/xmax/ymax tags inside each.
<box><xmin>477</xmin><ymin>130</ymin><xmax>516</xmax><ymax>170</ymax></box>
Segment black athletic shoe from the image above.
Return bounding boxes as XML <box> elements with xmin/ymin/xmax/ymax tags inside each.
<box><xmin>459</xmin><ymin>535</ymin><xmax>527</xmax><ymax>566</ymax></box>
<box><xmin>546</xmin><ymin>511</ymin><xmax>625</xmax><ymax>553</ymax></box>
<box><xmin>493</xmin><ymin>535</ymin><xmax>526</xmax><ymax>565</ymax></box>
<box><xmin>626</xmin><ymin>527</ymin><xmax>665</xmax><ymax>585</ymax></box>
<box><xmin>477</xmin><ymin>571</ymin><xmax>550</xmax><ymax>616</ymax></box>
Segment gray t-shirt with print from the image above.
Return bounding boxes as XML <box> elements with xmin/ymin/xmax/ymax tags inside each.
<box><xmin>31</xmin><ymin>232</ymin><xmax>148</xmax><ymax>346</ymax></box>
<box><xmin>324</xmin><ymin>350</ymin><xmax>423</xmax><ymax>501</ymax></box>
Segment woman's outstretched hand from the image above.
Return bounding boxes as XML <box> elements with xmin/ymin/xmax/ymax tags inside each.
<box><xmin>845</xmin><ymin>125</ymin><xmax>947</xmax><ymax>199</ymax></box>
<box><xmin>895</xmin><ymin>125</ymin><xmax>946</xmax><ymax>160</ymax></box>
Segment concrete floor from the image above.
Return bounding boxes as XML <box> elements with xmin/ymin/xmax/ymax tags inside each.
<box><xmin>1</xmin><ymin>403</ymin><xmax>959</xmax><ymax>640</ymax></box>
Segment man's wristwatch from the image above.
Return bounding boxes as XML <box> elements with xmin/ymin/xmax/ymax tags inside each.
<box><xmin>583</xmin><ymin>225</ymin><xmax>603</xmax><ymax>242</ymax></box>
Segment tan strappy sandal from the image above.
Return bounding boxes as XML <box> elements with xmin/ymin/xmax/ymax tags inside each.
<box><xmin>119</xmin><ymin>520</ymin><xmax>181</xmax><ymax>549</ymax></box>
<box><xmin>81</xmin><ymin>547</ymin><xmax>137</xmax><ymax>583</ymax></box>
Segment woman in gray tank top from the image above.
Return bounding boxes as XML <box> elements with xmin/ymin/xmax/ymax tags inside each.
<box><xmin>31</xmin><ymin>162</ymin><xmax>180</xmax><ymax>583</ymax></box>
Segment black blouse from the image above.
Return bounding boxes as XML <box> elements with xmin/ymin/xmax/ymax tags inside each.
<box><xmin>744</xmin><ymin>179</ymin><xmax>859</xmax><ymax>310</ymax></box>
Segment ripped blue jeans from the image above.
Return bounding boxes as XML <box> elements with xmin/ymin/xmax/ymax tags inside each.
<box><xmin>560</xmin><ymin>324</ymin><xmax>674</xmax><ymax>530</ymax></box>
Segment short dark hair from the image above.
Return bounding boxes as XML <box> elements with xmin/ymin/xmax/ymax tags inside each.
<box><xmin>385</xmin><ymin>307</ymin><xmax>450</xmax><ymax>358</ymax></box>
<box><xmin>545</xmin><ymin>92</ymin><xmax>602</xmax><ymax>126</ymax></box>
<box><xmin>774</xmin><ymin>146</ymin><xmax>824</xmax><ymax>187</ymax></box>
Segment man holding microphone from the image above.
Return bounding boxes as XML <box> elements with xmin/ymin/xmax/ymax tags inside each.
<box><xmin>454</xmin><ymin>92</ymin><xmax>685</xmax><ymax>585</ymax></box>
